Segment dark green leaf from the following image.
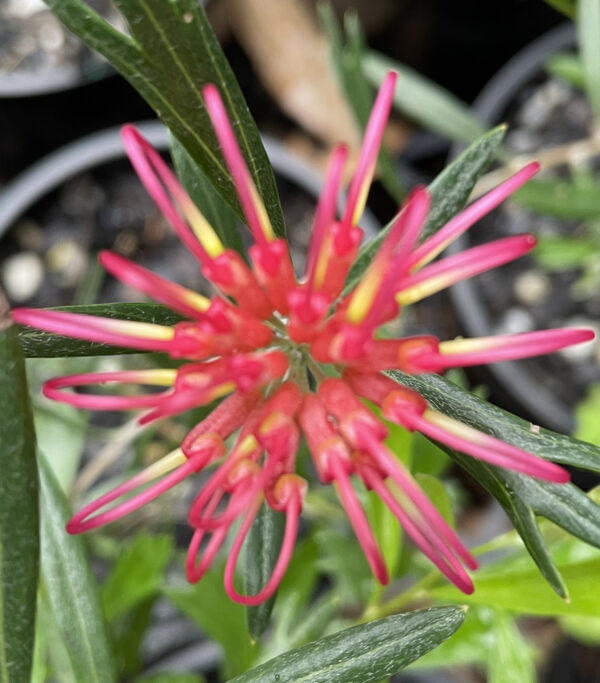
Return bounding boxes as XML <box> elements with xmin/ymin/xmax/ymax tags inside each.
<box><xmin>43</xmin><ymin>0</ymin><xmax>285</xmax><ymax>236</ymax></box>
<box><xmin>388</xmin><ymin>371</ymin><xmax>600</xmax><ymax>596</ymax></box>
<box><xmin>38</xmin><ymin>453</ymin><xmax>116</xmax><ymax>682</ymax></box>
<box><xmin>111</xmin><ymin>597</ymin><xmax>155</xmax><ymax>679</ymax></box>
<box><xmin>319</xmin><ymin>5</ymin><xmax>405</xmax><ymax>203</ymax></box>
<box><xmin>165</xmin><ymin>570</ymin><xmax>254</xmax><ymax>678</ymax></box>
<box><xmin>229</xmin><ymin>606</ymin><xmax>465</xmax><ymax>683</ymax></box>
<box><xmin>17</xmin><ymin>303</ymin><xmax>184</xmax><ymax>357</ymax></box>
<box><xmin>451</xmin><ymin>451</ymin><xmax>567</xmax><ymax>598</ymax></box>
<box><xmin>0</xmin><ymin>298</ymin><xmax>38</xmax><ymax>683</ymax></box>
<box><xmin>389</xmin><ymin>371</ymin><xmax>600</xmax><ymax>474</ymax></box>
<box><xmin>410</xmin><ymin>606</ymin><xmax>492</xmax><ymax>669</ymax></box>
<box><xmin>101</xmin><ymin>534</ymin><xmax>173</xmax><ymax>621</ymax></box>
<box><xmin>245</xmin><ymin>504</ymin><xmax>285</xmax><ymax>641</ymax></box>
<box><xmin>344</xmin><ymin>125</ymin><xmax>505</xmax><ymax>292</ymax></box>
<box><xmin>169</xmin><ymin>133</ymin><xmax>244</xmax><ymax>255</ymax></box>
<box><xmin>580</xmin><ymin>0</ymin><xmax>600</xmax><ymax>118</ymax></box>
<box><xmin>363</xmin><ymin>51</ymin><xmax>486</xmax><ymax>144</ymax></box>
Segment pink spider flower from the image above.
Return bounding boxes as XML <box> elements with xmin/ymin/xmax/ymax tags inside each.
<box><xmin>13</xmin><ymin>71</ymin><xmax>594</xmax><ymax>604</ymax></box>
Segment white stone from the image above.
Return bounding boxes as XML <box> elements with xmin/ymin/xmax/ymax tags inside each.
<box><xmin>2</xmin><ymin>251</ymin><xmax>44</xmax><ymax>302</ymax></box>
<box><xmin>514</xmin><ymin>270</ymin><xmax>551</xmax><ymax>306</ymax></box>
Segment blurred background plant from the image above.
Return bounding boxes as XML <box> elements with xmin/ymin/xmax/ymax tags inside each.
<box><xmin>3</xmin><ymin>2</ymin><xmax>600</xmax><ymax>683</ymax></box>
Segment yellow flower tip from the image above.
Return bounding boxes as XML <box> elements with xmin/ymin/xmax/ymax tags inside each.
<box><xmin>250</xmin><ymin>185</ymin><xmax>275</xmax><ymax>242</ymax></box>
<box><xmin>346</xmin><ymin>268</ymin><xmax>385</xmax><ymax>324</ymax></box>
<box><xmin>118</xmin><ymin>320</ymin><xmax>176</xmax><ymax>341</ymax></box>
<box><xmin>141</xmin><ymin>447</ymin><xmax>187</xmax><ymax>482</ymax></box>
<box><xmin>179</xmin><ymin>195</ymin><xmax>225</xmax><ymax>258</ymax></box>
<box><xmin>134</xmin><ymin>369</ymin><xmax>178</xmax><ymax>386</ymax></box>
<box><xmin>209</xmin><ymin>381</ymin><xmax>237</xmax><ymax>401</ymax></box>
<box><xmin>438</xmin><ymin>337</ymin><xmax>496</xmax><ymax>355</ymax></box>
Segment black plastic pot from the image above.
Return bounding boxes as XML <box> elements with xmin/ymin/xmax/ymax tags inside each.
<box><xmin>0</xmin><ymin>121</ymin><xmax>378</xmax><ymax>255</ymax></box>
<box><xmin>449</xmin><ymin>23</ymin><xmax>580</xmax><ymax>434</ymax></box>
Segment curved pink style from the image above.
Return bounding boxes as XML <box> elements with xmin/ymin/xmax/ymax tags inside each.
<box><xmin>15</xmin><ymin>71</ymin><xmax>593</xmax><ymax>605</ymax></box>
<box><xmin>408</xmin><ymin>162</ymin><xmax>541</xmax><ymax>269</ymax></box>
<box><xmin>203</xmin><ymin>84</ymin><xmax>272</xmax><ymax>247</ymax></box>
<box><xmin>343</xmin><ymin>70</ymin><xmax>397</xmax><ymax>227</ymax></box>
<box><xmin>43</xmin><ymin>370</ymin><xmax>174</xmax><ymax>411</ymax></box>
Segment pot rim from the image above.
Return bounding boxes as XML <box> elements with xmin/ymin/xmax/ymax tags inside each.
<box><xmin>449</xmin><ymin>22</ymin><xmax>578</xmax><ymax>434</ymax></box>
<box><xmin>0</xmin><ymin>120</ymin><xmax>379</xmax><ymax>266</ymax></box>
<box><xmin>0</xmin><ymin>62</ymin><xmax>114</xmax><ymax>99</ymax></box>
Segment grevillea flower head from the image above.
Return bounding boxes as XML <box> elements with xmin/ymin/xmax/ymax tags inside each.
<box><xmin>13</xmin><ymin>71</ymin><xmax>594</xmax><ymax>604</ymax></box>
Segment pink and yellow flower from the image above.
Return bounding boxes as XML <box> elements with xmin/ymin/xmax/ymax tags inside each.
<box><xmin>13</xmin><ymin>71</ymin><xmax>593</xmax><ymax>604</ymax></box>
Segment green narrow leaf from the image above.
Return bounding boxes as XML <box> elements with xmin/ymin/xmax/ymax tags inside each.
<box><xmin>17</xmin><ymin>303</ymin><xmax>184</xmax><ymax>357</ymax></box>
<box><xmin>319</xmin><ymin>5</ymin><xmax>405</xmax><ymax>202</ymax></box>
<box><xmin>101</xmin><ymin>534</ymin><xmax>173</xmax><ymax>622</ymax></box>
<box><xmin>415</xmin><ymin>474</ymin><xmax>454</xmax><ymax>527</ymax></box>
<box><xmin>38</xmin><ymin>453</ymin><xmax>116</xmax><ymax>682</ymax></box>
<box><xmin>388</xmin><ymin>371</ymin><xmax>600</xmax><ymax>596</ymax></box>
<box><xmin>433</xmin><ymin>554</ymin><xmax>600</xmax><ymax>617</ymax></box>
<box><xmin>43</xmin><ymin>0</ymin><xmax>285</xmax><ymax>236</ymax></box>
<box><xmin>389</xmin><ymin>371</ymin><xmax>600</xmax><ymax>474</ymax></box>
<box><xmin>515</xmin><ymin>177</ymin><xmax>600</xmax><ymax>218</ymax></box>
<box><xmin>35</xmin><ymin>590</ymin><xmax>78</xmax><ymax>683</ymax></box>
<box><xmin>229</xmin><ymin>606</ymin><xmax>465</xmax><ymax>683</ymax></box>
<box><xmin>533</xmin><ymin>235</ymin><xmax>594</xmax><ymax>272</ymax></box>
<box><xmin>169</xmin><ymin>133</ymin><xmax>244</xmax><ymax>254</ymax></box>
<box><xmin>579</xmin><ymin>0</ymin><xmax>600</xmax><ymax>118</ymax></box>
<box><xmin>487</xmin><ymin>611</ymin><xmax>536</xmax><ymax>683</ymax></box>
<box><xmin>165</xmin><ymin>570</ymin><xmax>254</xmax><ymax>678</ymax></box>
<box><xmin>363</xmin><ymin>50</ymin><xmax>486</xmax><ymax>144</ymax></box>
<box><xmin>344</xmin><ymin>125</ymin><xmax>505</xmax><ymax>292</ymax></box>
<box><xmin>0</xmin><ymin>295</ymin><xmax>39</xmax><ymax>683</ymax></box>
<box><xmin>245</xmin><ymin>504</ymin><xmax>285</xmax><ymax>641</ymax></box>
<box><xmin>546</xmin><ymin>53</ymin><xmax>586</xmax><ymax>89</ymax></box>
<box><xmin>449</xmin><ymin>450</ymin><xmax>568</xmax><ymax>598</ymax></box>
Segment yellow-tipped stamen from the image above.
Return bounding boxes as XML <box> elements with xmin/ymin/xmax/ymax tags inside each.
<box><xmin>114</xmin><ymin>320</ymin><xmax>176</xmax><ymax>341</ymax></box>
<box><xmin>423</xmin><ymin>410</ymin><xmax>485</xmax><ymax>444</ymax></box>
<box><xmin>130</xmin><ymin>369</ymin><xmax>178</xmax><ymax>386</ymax></box>
<box><xmin>439</xmin><ymin>337</ymin><xmax>498</xmax><ymax>355</ymax></box>
<box><xmin>250</xmin><ymin>185</ymin><xmax>276</xmax><ymax>242</ymax></box>
<box><xmin>208</xmin><ymin>381</ymin><xmax>237</xmax><ymax>401</ymax></box>
<box><xmin>236</xmin><ymin>434</ymin><xmax>260</xmax><ymax>458</ymax></box>
<box><xmin>346</xmin><ymin>266</ymin><xmax>385</xmax><ymax>324</ymax></box>
<box><xmin>352</xmin><ymin>166</ymin><xmax>376</xmax><ymax>227</ymax></box>
<box><xmin>395</xmin><ymin>273</ymin><xmax>456</xmax><ymax>306</ymax></box>
<box><xmin>179</xmin><ymin>196</ymin><xmax>225</xmax><ymax>258</ymax></box>
<box><xmin>313</xmin><ymin>234</ymin><xmax>333</xmax><ymax>290</ymax></box>
<box><xmin>141</xmin><ymin>447</ymin><xmax>188</xmax><ymax>481</ymax></box>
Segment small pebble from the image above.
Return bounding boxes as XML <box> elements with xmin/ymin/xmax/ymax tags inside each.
<box><xmin>1</xmin><ymin>251</ymin><xmax>44</xmax><ymax>302</ymax></box>
<box><xmin>6</xmin><ymin>0</ymin><xmax>47</xmax><ymax>20</ymax></box>
<box><xmin>514</xmin><ymin>270</ymin><xmax>551</xmax><ymax>306</ymax></box>
<box><xmin>46</xmin><ymin>239</ymin><xmax>87</xmax><ymax>286</ymax></box>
